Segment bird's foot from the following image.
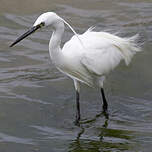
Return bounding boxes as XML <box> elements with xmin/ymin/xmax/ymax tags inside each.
<box><xmin>103</xmin><ymin>104</ymin><xmax>108</xmax><ymax>111</ymax></box>
<box><xmin>102</xmin><ymin>107</ymin><xmax>109</xmax><ymax>119</ymax></box>
<box><xmin>74</xmin><ymin>119</ymin><xmax>80</xmax><ymax>126</ymax></box>
<box><xmin>74</xmin><ymin>113</ymin><xmax>81</xmax><ymax>126</ymax></box>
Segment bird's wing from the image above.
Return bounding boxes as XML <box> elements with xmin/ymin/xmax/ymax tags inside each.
<box><xmin>81</xmin><ymin>45</ymin><xmax>123</xmax><ymax>76</ymax></box>
<box><xmin>80</xmin><ymin>31</ymin><xmax>140</xmax><ymax>76</ymax></box>
<box><xmin>62</xmin><ymin>31</ymin><xmax>140</xmax><ymax>76</ymax></box>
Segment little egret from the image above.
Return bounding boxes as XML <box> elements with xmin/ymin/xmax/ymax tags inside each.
<box><xmin>10</xmin><ymin>12</ymin><xmax>141</xmax><ymax>125</ymax></box>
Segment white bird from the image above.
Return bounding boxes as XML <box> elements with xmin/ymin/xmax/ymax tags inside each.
<box><xmin>10</xmin><ymin>12</ymin><xmax>141</xmax><ymax>125</ymax></box>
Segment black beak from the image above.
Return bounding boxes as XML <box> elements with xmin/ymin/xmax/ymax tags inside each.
<box><xmin>10</xmin><ymin>23</ymin><xmax>44</xmax><ymax>47</ymax></box>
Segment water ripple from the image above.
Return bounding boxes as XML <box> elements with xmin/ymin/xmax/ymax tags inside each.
<box><xmin>0</xmin><ymin>133</ymin><xmax>35</xmax><ymax>145</ymax></box>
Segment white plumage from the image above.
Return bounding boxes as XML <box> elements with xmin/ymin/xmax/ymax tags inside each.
<box><xmin>61</xmin><ymin>29</ymin><xmax>140</xmax><ymax>88</ymax></box>
<box><xmin>10</xmin><ymin>12</ymin><xmax>141</xmax><ymax>124</ymax></box>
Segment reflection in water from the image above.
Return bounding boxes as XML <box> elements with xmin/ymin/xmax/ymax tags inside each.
<box><xmin>0</xmin><ymin>0</ymin><xmax>152</xmax><ymax>151</ymax></box>
<box><xmin>80</xmin><ymin>111</ymin><xmax>109</xmax><ymax>125</ymax></box>
<box><xmin>68</xmin><ymin>112</ymin><xmax>134</xmax><ymax>152</ymax></box>
<box><xmin>68</xmin><ymin>112</ymin><xmax>108</xmax><ymax>151</ymax></box>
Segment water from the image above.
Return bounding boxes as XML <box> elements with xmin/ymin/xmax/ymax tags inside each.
<box><xmin>0</xmin><ymin>0</ymin><xmax>152</xmax><ymax>151</ymax></box>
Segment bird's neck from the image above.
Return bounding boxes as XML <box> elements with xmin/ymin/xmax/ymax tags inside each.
<box><xmin>49</xmin><ymin>21</ymin><xmax>64</xmax><ymax>65</ymax></box>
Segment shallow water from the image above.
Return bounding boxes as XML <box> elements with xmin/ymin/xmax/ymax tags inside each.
<box><xmin>0</xmin><ymin>0</ymin><xmax>152</xmax><ymax>151</ymax></box>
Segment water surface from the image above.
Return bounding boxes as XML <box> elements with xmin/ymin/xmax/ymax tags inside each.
<box><xmin>0</xmin><ymin>0</ymin><xmax>152</xmax><ymax>151</ymax></box>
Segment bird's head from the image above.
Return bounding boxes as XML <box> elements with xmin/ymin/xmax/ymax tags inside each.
<box><xmin>34</xmin><ymin>12</ymin><xmax>62</xmax><ymax>27</ymax></box>
<box><xmin>10</xmin><ymin>12</ymin><xmax>62</xmax><ymax>47</ymax></box>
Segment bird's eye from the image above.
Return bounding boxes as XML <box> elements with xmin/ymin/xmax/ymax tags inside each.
<box><xmin>36</xmin><ymin>22</ymin><xmax>45</xmax><ymax>29</ymax></box>
<box><xmin>40</xmin><ymin>22</ymin><xmax>45</xmax><ymax>27</ymax></box>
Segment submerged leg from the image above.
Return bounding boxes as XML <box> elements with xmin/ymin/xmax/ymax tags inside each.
<box><xmin>100</xmin><ymin>88</ymin><xmax>108</xmax><ymax>112</ymax></box>
<box><xmin>74</xmin><ymin>80</ymin><xmax>81</xmax><ymax>125</ymax></box>
<box><xmin>75</xmin><ymin>90</ymin><xmax>80</xmax><ymax>124</ymax></box>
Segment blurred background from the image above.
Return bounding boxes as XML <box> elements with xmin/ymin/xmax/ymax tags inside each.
<box><xmin>0</xmin><ymin>0</ymin><xmax>152</xmax><ymax>151</ymax></box>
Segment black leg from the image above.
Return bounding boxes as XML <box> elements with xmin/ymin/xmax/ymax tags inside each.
<box><xmin>75</xmin><ymin>91</ymin><xmax>81</xmax><ymax>125</ymax></box>
<box><xmin>100</xmin><ymin>88</ymin><xmax>108</xmax><ymax>112</ymax></box>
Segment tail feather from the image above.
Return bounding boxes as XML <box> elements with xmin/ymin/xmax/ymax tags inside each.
<box><xmin>114</xmin><ymin>34</ymin><xmax>142</xmax><ymax>65</ymax></box>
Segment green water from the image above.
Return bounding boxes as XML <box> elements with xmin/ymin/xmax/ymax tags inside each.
<box><xmin>0</xmin><ymin>0</ymin><xmax>152</xmax><ymax>151</ymax></box>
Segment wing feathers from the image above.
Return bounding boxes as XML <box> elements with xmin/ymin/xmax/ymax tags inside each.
<box><xmin>81</xmin><ymin>32</ymin><xmax>141</xmax><ymax>75</ymax></box>
<box><xmin>62</xmin><ymin>31</ymin><xmax>141</xmax><ymax>77</ymax></box>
